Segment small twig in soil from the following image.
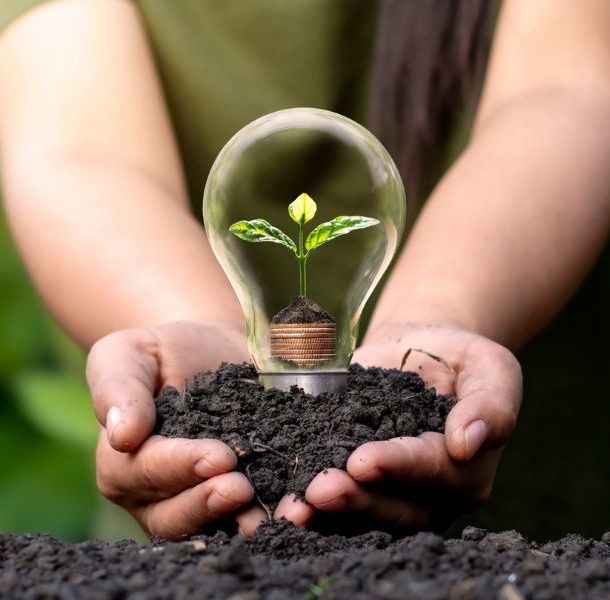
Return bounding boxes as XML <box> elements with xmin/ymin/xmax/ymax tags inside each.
<box><xmin>292</xmin><ymin>455</ymin><xmax>299</xmax><ymax>475</ymax></box>
<box><xmin>245</xmin><ymin>464</ymin><xmax>272</xmax><ymax>521</ymax></box>
<box><xmin>188</xmin><ymin>540</ymin><xmax>207</xmax><ymax>552</ymax></box>
<box><xmin>529</xmin><ymin>549</ymin><xmax>551</xmax><ymax>558</ymax></box>
<box><xmin>230</xmin><ymin>444</ymin><xmax>249</xmax><ymax>458</ymax></box>
<box><xmin>176</xmin><ymin>380</ymin><xmax>189</xmax><ymax>411</ymax></box>
<box><xmin>250</xmin><ymin>438</ymin><xmax>291</xmax><ymax>460</ymax></box>
<box><xmin>400</xmin><ymin>348</ymin><xmax>455</xmax><ymax>374</ymax></box>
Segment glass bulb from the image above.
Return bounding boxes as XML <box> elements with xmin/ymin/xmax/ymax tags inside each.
<box><xmin>203</xmin><ymin>108</ymin><xmax>406</xmax><ymax>394</ymax></box>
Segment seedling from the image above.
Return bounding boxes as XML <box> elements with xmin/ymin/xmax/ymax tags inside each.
<box><xmin>306</xmin><ymin>577</ymin><xmax>335</xmax><ymax>600</ymax></box>
<box><xmin>229</xmin><ymin>193</ymin><xmax>379</xmax><ymax>297</ymax></box>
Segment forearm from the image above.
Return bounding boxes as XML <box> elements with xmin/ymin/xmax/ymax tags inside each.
<box><xmin>2</xmin><ymin>153</ymin><xmax>244</xmax><ymax>348</ymax></box>
<box><xmin>370</xmin><ymin>89</ymin><xmax>610</xmax><ymax>350</ymax></box>
<box><xmin>0</xmin><ymin>0</ymin><xmax>241</xmax><ymax>348</ymax></box>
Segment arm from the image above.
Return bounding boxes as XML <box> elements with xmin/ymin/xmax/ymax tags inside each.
<box><xmin>371</xmin><ymin>0</ymin><xmax>610</xmax><ymax>350</ymax></box>
<box><xmin>279</xmin><ymin>0</ymin><xmax>610</xmax><ymax>531</ymax></box>
<box><xmin>0</xmin><ymin>0</ymin><xmax>244</xmax><ymax>349</ymax></box>
<box><xmin>0</xmin><ymin>0</ymin><xmax>263</xmax><ymax>538</ymax></box>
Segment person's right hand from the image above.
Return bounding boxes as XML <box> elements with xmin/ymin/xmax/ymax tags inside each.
<box><xmin>86</xmin><ymin>321</ymin><xmax>268</xmax><ymax>539</ymax></box>
<box><xmin>275</xmin><ymin>321</ymin><xmax>522</xmax><ymax>534</ymax></box>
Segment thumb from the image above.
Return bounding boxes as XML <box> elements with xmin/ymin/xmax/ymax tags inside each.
<box><xmin>444</xmin><ymin>344</ymin><xmax>522</xmax><ymax>461</ymax></box>
<box><xmin>86</xmin><ymin>328</ymin><xmax>160</xmax><ymax>452</ymax></box>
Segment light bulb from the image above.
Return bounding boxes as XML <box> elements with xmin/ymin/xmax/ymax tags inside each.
<box><xmin>203</xmin><ymin>108</ymin><xmax>406</xmax><ymax>394</ymax></box>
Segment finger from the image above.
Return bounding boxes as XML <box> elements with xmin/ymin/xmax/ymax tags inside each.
<box><xmin>86</xmin><ymin>328</ymin><xmax>160</xmax><ymax>452</ymax></box>
<box><xmin>135</xmin><ymin>472</ymin><xmax>254</xmax><ymax>540</ymax></box>
<box><xmin>348</xmin><ymin>432</ymin><xmax>499</xmax><ymax>506</ymax></box>
<box><xmin>347</xmin><ymin>434</ymin><xmax>447</xmax><ymax>485</ymax></box>
<box><xmin>236</xmin><ymin>506</ymin><xmax>268</xmax><ymax>537</ymax></box>
<box><xmin>305</xmin><ymin>468</ymin><xmax>434</xmax><ymax>531</ymax></box>
<box><xmin>445</xmin><ymin>342</ymin><xmax>522</xmax><ymax>461</ymax></box>
<box><xmin>273</xmin><ymin>494</ymin><xmax>315</xmax><ymax>528</ymax></box>
<box><xmin>96</xmin><ymin>435</ymin><xmax>237</xmax><ymax>503</ymax></box>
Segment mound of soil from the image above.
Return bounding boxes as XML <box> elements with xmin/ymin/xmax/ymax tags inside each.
<box><xmin>4</xmin><ymin>363</ymin><xmax>610</xmax><ymax>599</ymax></box>
<box><xmin>154</xmin><ymin>363</ymin><xmax>455</xmax><ymax>513</ymax></box>
<box><xmin>270</xmin><ymin>296</ymin><xmax>335</xmax><ymax>324</ymax></box>
<box><xmin>3</xmin><ymin>521</ymin><xmax>610</xmax><ymax>599</ymax></box>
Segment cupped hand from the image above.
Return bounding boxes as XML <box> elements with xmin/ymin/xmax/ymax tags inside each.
<box><xmin>275</xmin><ymin>322</ymin><xmax>522</xmax><ymax>533</ymax></box>
<box><xmin>86</xmin><ymin>321</ymin><xmax>267</xmax><ymax>539</ymax></box>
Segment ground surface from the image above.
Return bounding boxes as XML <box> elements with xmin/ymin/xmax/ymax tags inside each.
<box><xmin>4</xmin><ymin>364</ymin><xmax>609</xmax><ymax>599</ymax></box>
<box><xmin>2</xmin><ymin>522</ymin><xmax>610</xmax><ymax>599</ymax></box>
<box><xmin>154</xmin><ymin>362</ymin><xmax>454</xmax><ymax>513</ymax></box>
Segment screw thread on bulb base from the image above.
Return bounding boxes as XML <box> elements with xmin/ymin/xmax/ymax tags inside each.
<box><xmin>259</xmin><ymin>370</ymin><xmax>348</xmax><ymax>395</ymax></box>
<box><xmin>270</xmin><ymin>322</ymin><xmax>336</xmax><ymax>366</ymax></box>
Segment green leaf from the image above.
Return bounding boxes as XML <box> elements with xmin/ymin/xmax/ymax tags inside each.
<box><xmin>229</xmin><ymin>219</ymin><xmax>297</xmax><ymax>253</ymax></box>
<box><xmin>305</xmin><ymin>215</ymin><xmax>380</xmax><ymax>252</ymax></box>
<box><xmin>288</xmin><ymin>193</ymin><xmax>317</xmax><ymax>224</ymax></box>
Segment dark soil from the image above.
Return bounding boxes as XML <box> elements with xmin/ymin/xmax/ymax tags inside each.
<box><xmin>271</xmin><ymin>296</ymin><xmax>335</xmax><ymax>324</ymax></box>
<box><xmin>154</xmin><ymin>362</ymin><xmax>455</xmax><ymax>514</ymax></box>
<box><xmin>3</xmin><ymin>522</ymin><xmax>610</xmax><ymax>599</ymax></box>
<box><xmin>4</xmin><ymin>364</ymin><xmax>610</xmax><ymax>599</ymax></box>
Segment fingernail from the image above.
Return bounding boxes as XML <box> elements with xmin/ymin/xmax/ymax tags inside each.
<box><xmin>194</xmin><ymin>457</ymin><xmax>222</xmax><ymax>479</ymax></box>
<box><xmin>207</xmin><ymin>491</ymin><xmax>229</xmax><ymax>514</ymax></box>
<box><xmin>106</xmin><ymin>407</ymin><xmax>123</xmax><ymax>443</ymax></box>
<box><xmin>194</xmin><ymin>458</ymin><xmax>209</xmax><ymax>479</ymax></box>
<box><xmin>464</xmin><ymin>419</ymin><xmax>487</xmax><ymax>458</ymax></box>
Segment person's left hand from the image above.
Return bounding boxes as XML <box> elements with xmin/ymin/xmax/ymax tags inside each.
<box><xmin>274</xmin><ymin>322</ymin><xmax>522</xmax><ymax>533</ymax></box>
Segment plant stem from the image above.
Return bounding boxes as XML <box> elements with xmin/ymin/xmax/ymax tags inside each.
<box><xmin>298</xmin><ymin>219</ymin><xmax>307</xmax><ymax>297</ymax></box>
<box><xmin>298</xmin><ymin>256</ymin><xmax>307</xmax><ymax>297</ymax></box>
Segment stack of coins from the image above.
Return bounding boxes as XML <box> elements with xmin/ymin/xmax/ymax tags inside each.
<box><xmin>270</xmin><ymin>323</ymin><xmax>336</xmax><ymax>366</ymax></box>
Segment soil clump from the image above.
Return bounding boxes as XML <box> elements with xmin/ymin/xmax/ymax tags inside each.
<box><xmin>154</xmin><ymin>362</ymin><xmax>455</xmax><ymax>513</ymax></box>
<box><xmin>270</xmin><ymin>296</ymin><xmax>335</xmax><ymax>324</ymax></box>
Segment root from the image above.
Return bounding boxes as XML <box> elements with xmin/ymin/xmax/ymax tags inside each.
<box><xmin>250</xmin><ymin>437</ymin><xmax>291</xmax><ymax>460</ymax></box>
<box><xmin>250</xmin><ymin>435</ymin><xmax>299</xmax><ymax>474</ymax></box>
<box><xmin>245</xmin><ymin>434</ymin><xmax>300</xmax><ymax>516</ymax></box>
<box><xmin>245</xmin><ymin>464</ymin><xmax>272</xmax><ymax>521</ymax></box>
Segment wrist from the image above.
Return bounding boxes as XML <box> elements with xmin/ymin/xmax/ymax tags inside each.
<box><xmin>366</xmin><ymin>294</ymin><xmax>483</xmax><ymax>344</ymax></box>
<box><xmin>154</xmin><ymin>319</ymin><xmax>249</xmax><ymax>363</ymax></box>
<box><xmin>164</xmin><ymin>317</ymin><xmax>246</xmax><ymax>342</ymax></box>
<box><xmin>362</xmin><ymin>319</ymin><xmax>464</xmax><ymax>347</ymax></box>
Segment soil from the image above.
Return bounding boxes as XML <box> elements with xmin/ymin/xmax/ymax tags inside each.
<box><xmin>270</xmin><ymin>296</ymin><xmax>335</xmax><ymax>324</ymax></box>
<box><xmin>154</xmin><ymin>362</ymin><xmax>455</xmax><ymax>515</ymax></box>
<box><xmin>3</xmin><ymin>364</ymin><xmax>610</xmax><ymax>599</ymax></box>
<box><xmin>3</xmin><ymin>522</ymin><xmax>610</xmax><ymax>599</ymax></box>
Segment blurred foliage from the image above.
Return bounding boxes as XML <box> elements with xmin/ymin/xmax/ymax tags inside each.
<box><xmin>0</xmin><ymin>211</ymin><xmax>144</xmax><ymax>543</ymax></box>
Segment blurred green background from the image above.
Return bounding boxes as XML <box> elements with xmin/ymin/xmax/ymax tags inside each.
<box><xmin>0</xmin><ymin>211</ymin><xmax>144</xmax><ymax>543</ymax></box>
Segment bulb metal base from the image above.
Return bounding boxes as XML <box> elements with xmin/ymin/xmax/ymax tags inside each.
<box><xmin>259</xmin><ymin>370</ymin><xmax>348</xmax><ymax>395</ymax></box>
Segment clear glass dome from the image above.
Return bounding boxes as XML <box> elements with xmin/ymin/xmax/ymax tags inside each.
<box><xmin>203</xmin><ymin>107</ymin><xmax>406</xmax><ymax>375</ymax></box>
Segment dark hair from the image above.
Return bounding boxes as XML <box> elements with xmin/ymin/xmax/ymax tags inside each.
<box><xmin>368</xmin><ymin>0</ymin><xmax>494</xmax><ymax>209</ymax></box>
